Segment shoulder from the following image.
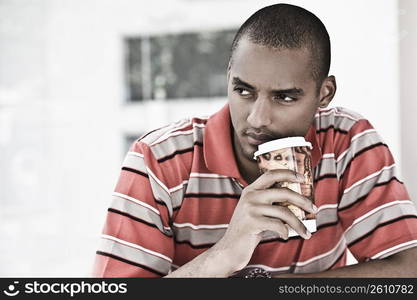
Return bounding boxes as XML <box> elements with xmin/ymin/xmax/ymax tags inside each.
<box><xmin>123</xmin><ymin>115</ymin><xmax>210</xmax><ymax>191</ymax></box>
<box><xmin>315</xmin><ymin>107</ymin><xmax>384</xmax><ymax>159</ymax></box>
<box><xmin>132</xmin><ymin>115</ymin><xmax>209</xmax><ymax>161</ymax></box>
<box><xmin>315</xmin><ymin>106</ymin><xmax>366</xmax><ymax>134</ymax></box>
<box><xmin>314</xmin><ymin>106</ymin><xmax>381</xmax><ymax>142</ymax></box>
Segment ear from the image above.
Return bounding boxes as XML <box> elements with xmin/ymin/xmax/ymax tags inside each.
<box><xmin>318</xmin><ymin>75</ymin><xmax>337</xmax><ymax>108</ymax></box>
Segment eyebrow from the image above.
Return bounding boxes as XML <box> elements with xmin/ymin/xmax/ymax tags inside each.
<box><xmin>232</xmin><ymin>77</ymin><xmax>304</xmax><ymax>95</ymax></box>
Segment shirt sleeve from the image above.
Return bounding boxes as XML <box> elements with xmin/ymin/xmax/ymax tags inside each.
<box><xmin>337</xmin><ymin>119</ymin><xmax>417</xmax><ymax>262</ymax></box>
<box><xmin>92</xmin><ymin>140</ymin><xmax>175</xmax><ymax>277</ymax></box>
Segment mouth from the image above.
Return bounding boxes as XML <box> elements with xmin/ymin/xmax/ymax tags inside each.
<box><xmin>245</xmin><ymin>132</ymin><xmax>274</xmax><ymax>147</ymax></box>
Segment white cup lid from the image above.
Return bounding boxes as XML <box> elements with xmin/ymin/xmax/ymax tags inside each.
<box><xmin>253</xmin><ymin>136</ymin><xmax>312</xmax><ymax>159</ymax></box>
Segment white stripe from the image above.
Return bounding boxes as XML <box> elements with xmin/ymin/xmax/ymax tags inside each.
<box><xmin>336</xmin><ymin>129</ymin><xmax>378</xmax><ymax>163</ymax></box>
<box><xmin>334</xmin><ymin>113</ymin><xmax>359</xmax><ymax>121</ymax></box>
<box><xmin>190</xmin><ymin>172</ymin><xmax>229</xmax><ymax>179</ymax></box>
<box><xmin>147</xmin><ymin>119</ymin><xmax>192</xmax><ymax>145</ymax></box>
<box><xmin>101</xmin><ymin>234</ymin><xmax>172</xmax><ymax>263</ymax></box>
<box><xmin>345</xmin><ymin>200</ymin><xmax>414</xmax><ymax>233</ymax></box>
<box><xmin>173</xmin><ymin>222</ymin><xmax>229</xmax><ymax>230</ymax></box>
<box><xmin>112</xmin><ymin>192</ymin><xmax>160</xmax><ymax>215</ymax></box>
<box><xmin>322</xmin><ymin>153</ymin><xmax>335</xmax><ymax>159</ymax></box>
<box><xmin>142</xmin><ymin>119</ymin><xmax>191</xmax><ymax>143</ymax></box>
<box><xmin>295</xmin><ymin>235</ymin><xmax>346</xmax><ymax>267</ymax></box>
<box><xmin>166</xmin><ymin>119</ymin><xmax>192</xmax><ymax>132</ymax></box>
<box><xmin>150</xmin><ymin>120</ymin><xmax>207</xmax><ymax>146</ymax></box>
<box><xmin>128</xmin><ymin>151</ymin><xmax>144</xmax><ymax>158</ymax></box>
<box><xmin>343</xmin><ymin>164</ymin><xmax>396</xmax><ymax>194</ymax></box>
<box><xmin>315</xmin><ymin>107</ymin><xmax>336</xmax><ymax>117</ymax></box>
<box><xmin>318</xmin><ymin>204</ymin><xmax>338</xmax><ymax>212</ymax></box>
<box><xmin>336</xmin><ymin>151</ymin><xmax>348</xmax><ymax>165</ymax></box>
<box><xmin>169</xmin><ymin>180</ymin><xmax>188</xmax><ymax>193</ymax></box>
<box><xmin>146</xmin><ymin>167</ymin><xmax>170</xmax><ymax>195</ymax></box>
<box><xmin>315</xmin><ymin>109</ymin><xmax>359</xmax><ymax>121</ymax></box>
<box><xmin>371</xmin><ymin>240</ymin><xmax>417</xmax><ymax>259</ymax></box>
<box><xmin>351</xmin><ymin>129</ymin><xmax>377</xmax><ymax>142</ymax></box>
<box><xmin>150</xmin><ymin>129</ymin><xmax>194</xmax><ymax>146</ymax></box>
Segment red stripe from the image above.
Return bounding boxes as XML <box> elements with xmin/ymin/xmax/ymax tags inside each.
<box><xmin>348</xmin><ymin>217</ymin><xmax>417</xmax><ymax>262</ymax></box>
<box><xmin>341</xmin><ymin>146</ymin><xmax>396</xmax><ymax>192</ymax></box>
<box><xmin>174</xmin><ymin>197</ymin><xmax>237</xmax><ymax>224</ymax></box>
<box><xmin>318</xmin><ymin>119</ymin><xmax>374</xmax><ymax>158</ymax></box>
<box><xmin>338</xmin><ymin>179</ymin><xmax>408</xmax><ymax>213</ymax></box>
<box><xmin>93</xmin><ymin>252</ymin><xmax>164</xmax><ymax>277</ymax></box>
<box><xmin>103</xmin><ymin>211</ymin><xmax>174</xmax><ymax>259</ymax></box>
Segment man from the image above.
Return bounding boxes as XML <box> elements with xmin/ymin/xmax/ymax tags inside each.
<box><xmin>93</xmin><ymin>4</ymin><xmax>417</xmax><ymax>278</ymax></box>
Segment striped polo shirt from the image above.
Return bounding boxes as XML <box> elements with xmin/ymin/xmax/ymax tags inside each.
<box><xmin>93</xmin><ymin>104</ymin><xmax>417</xmax><ymax>277</ymax></box>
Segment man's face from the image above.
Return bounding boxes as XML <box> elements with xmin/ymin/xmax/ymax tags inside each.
<box><xmin>228</xmin><ymin>38</ymin><xmax>322</xmax><ymax>163</ymax></box>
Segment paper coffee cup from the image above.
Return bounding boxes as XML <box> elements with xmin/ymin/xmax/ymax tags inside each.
<box><xmin>254</xmin><ymin>137</ymin><xmax>316</xmax><ymax>237</ymax></box>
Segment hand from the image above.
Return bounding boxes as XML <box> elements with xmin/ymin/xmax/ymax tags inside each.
<box><xmin>217</xmin><ymin>169</ymin><xmax>317</xmax><ymax>272</ymax></box>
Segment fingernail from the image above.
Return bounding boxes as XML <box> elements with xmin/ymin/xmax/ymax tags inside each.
<box><xmin>304</xmin><ymin>231</ymin><xmax>311</xmax><ymax>239</ymax></box>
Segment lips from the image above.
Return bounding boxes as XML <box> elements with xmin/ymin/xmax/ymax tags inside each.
<box><xmin>246</xmin><ymin>133</ymin><xmax>273</xmax><ymax>146</ymax></box>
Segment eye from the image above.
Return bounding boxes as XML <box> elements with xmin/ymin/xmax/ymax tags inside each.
<box><xmin>233</xmin><ymin>87</ymin><xmax>252</xmax><ymax>97</ymax></box>
<box><xmin>273</xmin><ymin>94</ymin><xmax>297</xmax><ymax>102</ymax></box>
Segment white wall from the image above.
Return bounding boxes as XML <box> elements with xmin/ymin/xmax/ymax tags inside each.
<box><xmin>399</xmin><ymin>0</ymin><xmax>417</xmax><ymax>202</ymax></box>
<box><xmin>0</xmin><ymin>0</ymin><xmax>411</xmax><ymax>276</ymax></box>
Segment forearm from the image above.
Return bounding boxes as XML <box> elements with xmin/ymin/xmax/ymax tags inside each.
<box><xmin>275</xmin><ymin>248</ymin><xmax>417</xmax><ymax>278</ymax></box>
<box><xmin>165</xmin><ymin>240</ymin><xmax>238</xmax><ymax>278</ymax></box>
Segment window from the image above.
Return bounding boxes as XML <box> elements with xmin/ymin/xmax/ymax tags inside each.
<box><xmin>125</xmin><ymin>29</ymin><xmax>237</xmax><ymax>102</ymax></box>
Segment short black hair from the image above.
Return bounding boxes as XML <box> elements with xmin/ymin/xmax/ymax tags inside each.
<box><xmin>229</xmin><ymin>3</ymin><xmax>331</xmax><ymax>83</ymax></box>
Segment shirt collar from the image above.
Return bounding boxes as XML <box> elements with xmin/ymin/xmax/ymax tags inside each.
<box><xmin>204</xmin><ymin>104</ymin><xmax>241</xmax><ymax>179</ymax></box>
<box><xmin>305</xmin><ymin>117</ymin><xmax>322</xmax><ymax>169</ymax></box>
<box><xmin>203</xmin><ymin>103</ymin><xmax>322</xmax><ymax>178</ymax></box>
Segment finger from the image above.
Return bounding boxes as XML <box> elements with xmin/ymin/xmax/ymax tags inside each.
<box><xmin>255</xmin><ymin>205</ymin><xmax>311</xmax><ymax>239</ymax></box>
<box><xmin>257</xmin><ymin>217</ymin><xmax>289</xmax><ymax>240</ymax></box>
<box><xmin>251</xmin><ymin>169</ymin><xmax>305</xmax><ymax>190</ymax></box>
<box><xmin>250</xmin><ymin>188</ymin><xmax>317</xmax><ymax>214</ymax></box>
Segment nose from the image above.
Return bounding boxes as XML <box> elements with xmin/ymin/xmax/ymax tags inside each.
<box><xmin>247</xmin><ymin>96</ymin><xmax>273</xmax><ymax>128</ymax></box>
